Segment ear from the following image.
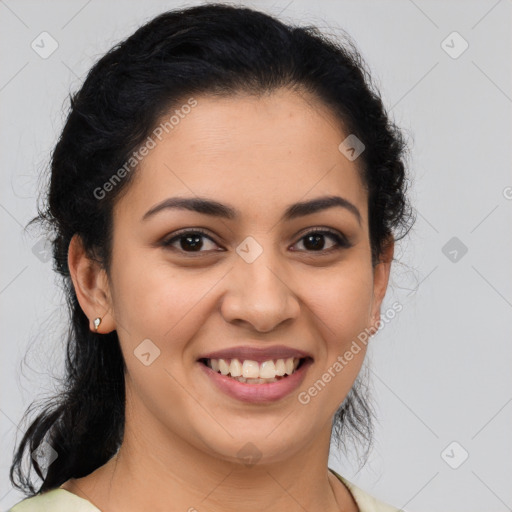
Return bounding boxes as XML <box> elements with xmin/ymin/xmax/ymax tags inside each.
<box><xmin>368</xmin><ymin>236</ymin><xmax>394</xmax><ymax>336</ymax></box>
<box><xmin>68</xmin><ymin>234</ymin><xmax>115</xmax><ymax>334</ymax></box>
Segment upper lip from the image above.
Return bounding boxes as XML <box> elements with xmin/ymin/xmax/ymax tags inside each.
<box><xmin>198</xmin><ymin>345</ymin><xmax>313</xmax><ymax>363</ymax></box>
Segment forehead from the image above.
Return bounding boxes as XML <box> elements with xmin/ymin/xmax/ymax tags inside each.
<box><xmin>115</xmin><ymin>88</ymin><xmax>368</xmax><ymax>224</ymax></box>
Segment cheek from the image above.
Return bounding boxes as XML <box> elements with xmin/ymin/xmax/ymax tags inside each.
<box><xmin>293</xmin><ymin>265</ymin><xmax>373</xmax><ymax>416</ymax></box>
<box><xmin>302</xmin><ymin>261</ymin><xmax>374</xmax><ymax>385</ymax></box>
<box><xmin>309</xmin><ymin>263</ymin><xmax>374</xmax><ymax>333</ymax></box>
<box><xmin>110</xmin><ymin>246</ymin><xmax>220</xmax><ymax>351</ymax></box>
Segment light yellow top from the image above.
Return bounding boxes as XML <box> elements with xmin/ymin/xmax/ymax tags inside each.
<box><xmin>8</xmin><ymin>469</ymin><xmax>402</xmax><ymax>512</ymax></box>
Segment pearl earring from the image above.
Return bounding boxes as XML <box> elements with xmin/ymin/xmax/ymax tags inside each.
<box><xmin>93</xmin><ymin>317</ymin><xmax>102</xmax><ymax>331</ymax></box>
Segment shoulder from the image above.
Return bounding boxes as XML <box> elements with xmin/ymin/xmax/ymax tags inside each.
<box><xmin>8</xmin><ymin>488</ymin><xmax>102</xmax><ymax>512</ymax></box>
<box><xmin>330</xmin><ymin>468</ymin><xmax>404</xmax><ymax>512</ymax></box>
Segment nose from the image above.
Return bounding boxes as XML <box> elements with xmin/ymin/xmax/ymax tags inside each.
<box><xmin>220</xmin><ymin>249</ymin><xmax>300</xmax><ymax>333</ymax></box>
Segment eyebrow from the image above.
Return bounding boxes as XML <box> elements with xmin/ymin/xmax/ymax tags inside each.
<box><xmin>142</xmin><ymin>194</ymin><xmax>362</xmax><ymax>225</ymax></box>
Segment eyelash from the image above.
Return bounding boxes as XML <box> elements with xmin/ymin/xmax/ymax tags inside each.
<box><xmin>161</xmin><ymin>228</ymin><xmax>351</xmax><ymax>256</ymax></box>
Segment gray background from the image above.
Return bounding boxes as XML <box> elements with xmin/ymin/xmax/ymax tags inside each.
<box><xmin>1</xmin><ymin>1</ymin><xmax>511</xmax><ymax>511</ymax></box>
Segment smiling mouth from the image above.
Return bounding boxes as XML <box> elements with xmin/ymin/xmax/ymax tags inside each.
<box><xmin>198</xmin><ymin>357</ymin><xmax>310</xmax><ymax>384</ymax></box>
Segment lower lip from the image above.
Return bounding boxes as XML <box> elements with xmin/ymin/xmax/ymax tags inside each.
<box><xmin>198</xmin><ymin>358</ymin><xmax>313</xmax><ymax>403</ymax></box>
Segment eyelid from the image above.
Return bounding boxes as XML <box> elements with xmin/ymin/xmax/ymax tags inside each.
<box><xmin>296</xmin><ymin>226</ymin><xmax>349</xmax><ymax>243</ymax></box>
<box><xmin>162</xmin><ymin>228</ymin><xmax>220</xmax><ymax>248</ymax></box>
<box><xmin>161</xmin><ymin>226</ymin><xmax>352</xmax><ymax>254</ymax></box>
<box><xmin>292</xmin><ymin>227</ymin><xmax>352</xmax><ymax>251</ymax></box>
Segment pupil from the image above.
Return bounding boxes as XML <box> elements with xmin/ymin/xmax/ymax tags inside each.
<box><xmin>181</xmin><ymin>234</ymin><xmax>203</xmax><ymax>251</ymax></box>
<box><xmin>304</xmin><ymin>234</ymin><xmax>324</xmax><ymax>251</ymax></box>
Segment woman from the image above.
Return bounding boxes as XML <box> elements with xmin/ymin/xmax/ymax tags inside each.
<box><xmin>9</xmin><ymin>3</ymin><xmax>414</xmax><ymax>511</ymax></box>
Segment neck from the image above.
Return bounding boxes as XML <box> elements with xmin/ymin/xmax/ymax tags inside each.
<box><xmin>61</xmin><ymin>392</ymin><xmax>358</xmax><ymax>512</ymax></box>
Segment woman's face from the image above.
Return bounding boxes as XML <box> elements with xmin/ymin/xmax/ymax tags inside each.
<box><xmin>102</xmin><ymin>88</ymin><xmax>392</xmax><ymax>465</ymax></box>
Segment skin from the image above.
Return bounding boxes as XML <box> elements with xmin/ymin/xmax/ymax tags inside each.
<box><xmin>63</xmin><ymin>87</ymin><xmax>394</xmax><ymax>512</ymax></box>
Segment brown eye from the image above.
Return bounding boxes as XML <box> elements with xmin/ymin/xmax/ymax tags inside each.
<box><xmin>161</xmin><ymin>227</ymin><xmax>351</xmax><ymax>256</ymax></box>
<box><xmin>162</xmin><ymin>229</ymin><xmax>221</xmax><ymax>253</ymax></box>
<box><xmin>292</xmin><ymin>229</ymin><xmax>351</xmax><ymax>253</ymax></box>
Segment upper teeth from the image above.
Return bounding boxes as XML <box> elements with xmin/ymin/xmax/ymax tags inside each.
<box><xmin>208</xmin><ymin>357</ymin><xmax>300</xmax><ymax>379</ymax></box>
